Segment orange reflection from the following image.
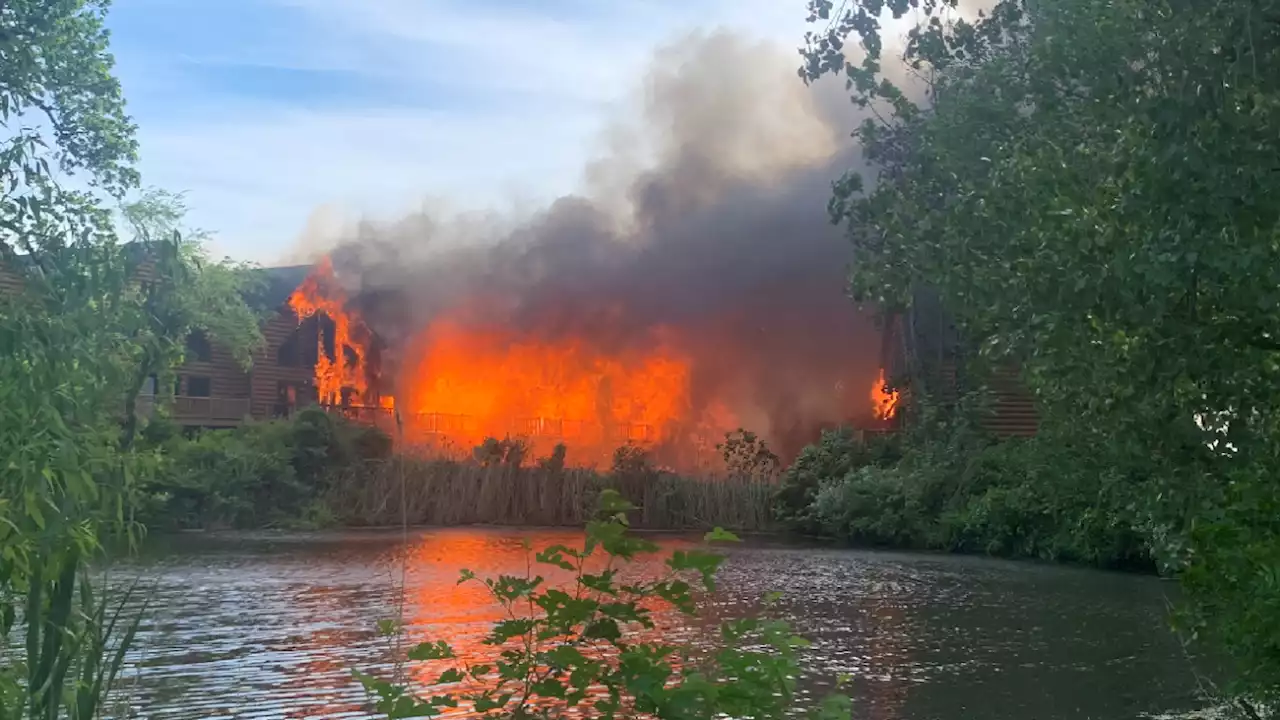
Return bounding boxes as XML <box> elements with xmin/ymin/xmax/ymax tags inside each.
<box><xmin>396</xmin><ymin>528</ymin><xmax>699</xmax><ymax>714</ymax></box>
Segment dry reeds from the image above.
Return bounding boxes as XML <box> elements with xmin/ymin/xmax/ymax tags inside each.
<box><xmin>323</xmin><ymin>456</ymin><xmax>777</xmax><ymax>531</ymax></box>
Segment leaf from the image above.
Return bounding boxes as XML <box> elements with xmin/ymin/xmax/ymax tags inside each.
<box><xmin>484</xmin><ymin>618</ymin><xmax>536</xmax><ymax>645</ymax></box>
<box><xmin>535</xmin><ymin>544</ymin><xmax>579</xmax><ymax>571</ymax></box>
<box><xmin>434</xmin><ymin>668</ymin><xmax>465</xmax><ymax>685</ymax></box>
<box><xmin>408</xmin><ymin>640</ymin><xmax>455</xmax><ymax>661</ymax></box>
<box><xmin>530</xmin><ymin>677</ymin><xmax>568</xmax><ymax>699</ymax></box>
<box><xmin>583</xmin><ymin>618</ymin><xmax>622</xmax><ymax>642</ymax></box>
<box><xmin>703</xmin><ymin>527</ymin><xmax>741</xmax><ymax>543</ymax></box>
<box><xmin>667</xmin><ymin>549</ymin><xmax>726</xmax><ymax>590</ymax></box>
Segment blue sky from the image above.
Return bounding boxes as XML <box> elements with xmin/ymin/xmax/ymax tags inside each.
<box><xmin>105</xmin><ymin>0</ymin><xmax>812</xmax><ymax>263</ymax></box>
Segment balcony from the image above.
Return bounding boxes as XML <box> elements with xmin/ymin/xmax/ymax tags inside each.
<box><xmin>136</xmin><ymin>395</ymin><xmax>252</xmax><ymax>427</ymax></box>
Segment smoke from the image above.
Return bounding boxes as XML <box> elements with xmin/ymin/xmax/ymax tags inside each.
<box><xmin>312</xmin><ymin>30</ymin><xmax>906</xmax><ymax>460</ymax></box>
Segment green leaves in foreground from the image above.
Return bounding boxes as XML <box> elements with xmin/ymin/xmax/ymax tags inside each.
<box><xmin>355</xmin><ymin>491</ymin><xmax>849</xmax><ymax>719</ymax></box>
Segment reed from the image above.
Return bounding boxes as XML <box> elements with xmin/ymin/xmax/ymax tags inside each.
<box><xmin>323</xmin><ymin>456</ymin><xmax>777</xmax><ymax>531</ymax></box>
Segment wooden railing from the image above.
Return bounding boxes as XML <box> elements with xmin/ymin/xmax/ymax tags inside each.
<box><xmin>135</xmin><ymin>395</ymin><xmax>251</xmax><ymax>425</ymax></box>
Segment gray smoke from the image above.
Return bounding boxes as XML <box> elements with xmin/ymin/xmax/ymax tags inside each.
<box><xmin>318</xmin><ymin>30</ymin><xmax>904</xmax><ymax>460</ymax></box>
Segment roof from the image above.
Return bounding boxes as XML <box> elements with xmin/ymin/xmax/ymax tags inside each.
<box><xmin>248</xmin><ymin>264</ymin><xmax>312</xmax><ymax>310</ymax></box>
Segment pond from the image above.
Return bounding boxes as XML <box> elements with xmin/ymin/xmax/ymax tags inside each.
<box><xmin>111</xmin><ymin>528</ymin><xmax>1204</xmax><ymax>719</ymax></box>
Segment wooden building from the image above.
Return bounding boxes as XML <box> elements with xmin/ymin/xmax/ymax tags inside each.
<box><xmin>879</xmin><ymin>288</ymin><xmax>1039</xmax><ymax>437</ymax></box>
<box><xmin>0</xmin><ymin>250</ymin><xmax>334</xmax><ymax>429</ymax></box>
<box><xmin>144</xmin><ymin>264</ymin><xmax>324</xmax><ymax>428</ymax></box>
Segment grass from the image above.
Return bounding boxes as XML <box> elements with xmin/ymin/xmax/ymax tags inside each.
<box><xmin>322</xmin><ymin>455</ymin><xmax>777</xmax><ymax>532</ymax></box>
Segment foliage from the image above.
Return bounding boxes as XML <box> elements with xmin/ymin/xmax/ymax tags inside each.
<box><xmin>774</xmin><ymin>427</ymin><xmax>902</xmax><ymax>534</ymax></box>
<box><xmin>0</xmin><ymin>569</ymin><xmax>148</xmax><ymax>720</ymax></box>
<box><xmin>474</xmin><ymin>436</ymin><xmax>530</xmax><ymax>469</ymax></box>
<box><xmin>806</xmin><ymin>427</ymin><xmax>1150</xmax><ymax>569</ymax></box>
<box><xmin>326</xmin><ymin>454</ymin><xmax>777</xmax><ymax>532</ymax></box>
<box><xmin>610</xmin><ymin>445</ymin><xmax>657</xmax><ymax>481</ymax></box>
<box><xmin>356</xmin><ymin>490</ymin><xmax>851</xmax><ymax>720</ymax></box>
<box><xmin>1</xmin><ymin>0</ymin><xmax>138</xmax><ymax>270</ymax></box>
<box><xmin>538</xmin><ymin>443</ymin><xmax>569</xmax><ymax>474</ymax></box>
<box><xmin>0</xmin><ymin>1</ymin><xmax>164</xmax><ymax>713</ymax></box>
<box><xmin>119</xmin><ymin>187</ymin><xmax>266</xmax><ymax>368</ymax></box>
<box><xmin>801</xmin><ymin>0</ymin><xmax>1280</xmax><ymax>703</ymax></box>
<box><xmin>138</xmin><ymin>408</ymin><xmax>393</xmax><ymax>529</ymax></box>
<box><xmin>716</xmin><ymin>429</ymin><xmax>781</xmax><ymax>480</ymax></box>
<box><xmin>116</xmin><ymin>187</ymin><xmax>266</xmax><ymax>446</ymax></box>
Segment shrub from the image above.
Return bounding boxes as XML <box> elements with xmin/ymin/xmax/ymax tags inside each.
<box><xmin>717</xmin><ymin>429</ymin><xmax>781</xmax><ymax>480</ymax></box>
<box><xmin>473</xmin><ymin>436</ymin><xmax>528</xmax><ymax>468</ymax></box>
<box><xmin>798</xmin><ymin>422</ymin><xmax>1152</xmax><ymax>569</ymax></box>
<box><xmin>139</xmin><ymin>408</ymin><xmax>394</xmax><ymax>529</ymax></box>
<box><xmin>355</xmin><ymin>491</ymin><xmax>851</xmax><ymax>720</ymax></box>
<box><xmin>774</xmin><ymin>427</ymin><xmax>902</xmax><ymax>534</ymax></box>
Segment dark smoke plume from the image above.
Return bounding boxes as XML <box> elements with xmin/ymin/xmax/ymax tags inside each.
<box><xmin>311</xmin><ymin>31</ymin><xmax>902</xmax><ymax>460</ymax></box>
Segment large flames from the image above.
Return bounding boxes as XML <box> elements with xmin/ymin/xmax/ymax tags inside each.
<box><xmin>288</xmin><ymin>258</ymin><xmax>385</xmax><ymax>407</ymax></box>
<box><xmin>287</xmin><ymin>259</ymin><xmax>893</xmax><ymax>469</ymax></box>
<box><xmin>399</xmin><ymin>321</ymin><xmax>709</xmax><ymax>464</ymax></box>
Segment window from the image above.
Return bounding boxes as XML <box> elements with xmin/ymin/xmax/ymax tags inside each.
<box><xmin>140</xmin><ymin>375</ymin><xmax>157</xmax><ymax>396</ymax></box>
<box><xmin>186</xmin><ymin>330</ymin><xmax>212</xmax><ymax>362</ymax></box>
<box><xmin>186</xmin><ymin>376</ymin><xmax>212</xmax><ymax>397</ymax></box>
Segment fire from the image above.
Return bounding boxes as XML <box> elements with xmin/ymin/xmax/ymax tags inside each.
<box><xmin>288</xmin><ymin>258</ymin><xmax>390</xmax><ymax>408</ymax></box>
<box><xmin>283</xmin><ymin>255</ymin><xmax>898</xmax><ymax>467</ymax></box>
<box><xmin>398</xmin><ymin>320</ymin><xmax>703</xmax><ymax>467</ymax></box>
<box><xmin>871</xmin><ymin>369</ymin><xmax>900</xmax><ymax>420</ymax></box>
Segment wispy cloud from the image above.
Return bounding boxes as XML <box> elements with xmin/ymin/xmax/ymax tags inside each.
<box><xmin>106</xmin><ymin>0</ymin><xmax>812</xmax><ymax>263</ymax></box>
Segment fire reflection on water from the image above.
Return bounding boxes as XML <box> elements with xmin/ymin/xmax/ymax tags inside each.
<box><xmin>399</xmin><ymin>529</ymin><xmax>706</xmax><ymax>710</ymax></box>
<box><xmin>118</xmin><ymin>527</ymin><xmax>1193</xmax><ymax>720</ymax></box>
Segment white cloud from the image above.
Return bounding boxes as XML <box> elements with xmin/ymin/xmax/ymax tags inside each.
<box><xmin>123</xmin><ymin>0</ymin><xmax>817</xmax><ymax>263</ymax></box>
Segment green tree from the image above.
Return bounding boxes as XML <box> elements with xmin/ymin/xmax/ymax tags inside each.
<box><xmin>801</xmin><ymin>0</ymin><xmax>1280</xmax><ymax>706</ymax></box>
<box><xmin>1</xmin><ymin>0</ymin><xmax>137</xmax><ymax>264</ymax></box>
<box><xmin>0</xmin><ymin>2</ymin><xmax>243</xmax><ymax>715</ymax></box>
<box><xmin>117</xmin><ymin>187</ymin><xmax>266</xmax><ymax>446</ymax></box>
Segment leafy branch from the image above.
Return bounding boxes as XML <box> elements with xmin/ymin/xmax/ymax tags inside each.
<box><xmin>355</xmin><ymin>490</ymin><xmax>850</xmax><ymax>720</ymax></box>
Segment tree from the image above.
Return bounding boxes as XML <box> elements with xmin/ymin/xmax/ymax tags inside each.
<box><xmin>1</xmin><ymin>0</ymin><xmax>137</xmax><ymax>267</ymax></box>
<box><xmin>117</xmin><ymin>187</ymin><xmax>266</xmax><ymax>446</ymax></box>
<box><xmin>0</xmin><ymin>2</ymin><xmax>261</xmax><ymax>715</ymax></box>
<box><xmin>802</xmin><ymin>0</ymin><xmax>1280</xmax><ymax>706</ymax></box>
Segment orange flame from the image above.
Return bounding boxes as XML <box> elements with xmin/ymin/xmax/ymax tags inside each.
<box><xmin>398</xmin><ymin>319</ymin><xmax>704</xmax><ymax>467</ymax></box>
<box><xmin>284</xmin><ymin>256</ymin><xmax>898</xmax><ymax>466</ymax></box>
<box><xmin>287</xmin><ymin>258</ymin><xmax>389</xmax><ymax>408</ymax></box>
<box><xmin>871</xmin><ymin>369</ymin><xmax>900</xmax><ymax>420</ymax></box>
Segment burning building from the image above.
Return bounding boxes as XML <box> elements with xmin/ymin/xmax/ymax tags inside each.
<box><xmin>280</xmin><ymin>32</ymin><xmax>900</xmax><ymax>470</ymax></box>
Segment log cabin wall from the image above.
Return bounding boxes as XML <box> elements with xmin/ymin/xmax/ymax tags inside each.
<box><xmin>248</xmin><ymin>308</ymin><xmax>317</xmax><ymax>420</ymax></box>
<box><xmin>0</xmin><ymin>261</ymin><xmax>24</xmax><ymax>296</ymax></box>
<box><xmin>883</xmin><ymin>303</ymin><xmax>1040</xmax><ymax>439</ymax></box>
<box><xmin>174</xmin><ymin>330</ymin><xmax>252</xmax><ymax>400</ymax></box>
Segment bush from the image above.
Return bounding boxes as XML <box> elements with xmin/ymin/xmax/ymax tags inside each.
<box><xmin>811</xmin><ymin>464</ymin><xmax>927</xmax><ymax>546</ymax></box>
<box><xmin>793</xmin><ymin>417</ymin><xmax>1153</xmax><ymax>570</ymax></box>
<box><xmin>138</xmin><ymin>407</ymin><xmax>393</xmax><ymax>529</ymax></box>
<box><xmin>774</xmin><ymin>427</ymin><xmax>902</xmax><ymax>534</ymax></box>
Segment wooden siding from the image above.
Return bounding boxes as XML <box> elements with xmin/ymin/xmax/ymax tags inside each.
<box><xmin>0</xmin><ymin>261</ymin><xmax>23</xmax><ymax>296</ymax></box>
<box><xmin>935</xmin><ymin>359</ymin><xmax>1039</xmax><ymax>437</ymax></box>
<box><xmin>983</xmin><ymin>365</ymin><xmax>1039</xmax><ymax>437</ymax></box>
<box><xmin>249</xmin><ymin>308</ymin><xmax>316</xmax><ymax>419</ymax></box>
<box><xmin>174</xmin><ymin>337</ymin><xmax>252</xmax><ymax>400</ymax></box>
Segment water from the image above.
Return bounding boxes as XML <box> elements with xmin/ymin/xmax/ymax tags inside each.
<box><xmin>110</xmin><ymin>528</ymin><xmax>1203</xmax><ymax>719</ymax></box>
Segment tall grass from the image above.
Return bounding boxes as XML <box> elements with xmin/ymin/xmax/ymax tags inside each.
<box><xmin>323</xmin><ymin>456</ymin><xmax>777</xmax><ymax>531</ymax></box>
